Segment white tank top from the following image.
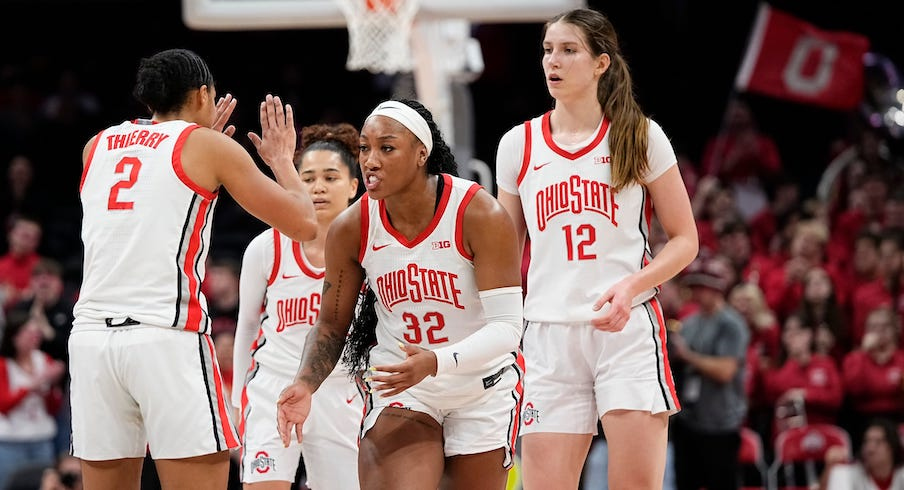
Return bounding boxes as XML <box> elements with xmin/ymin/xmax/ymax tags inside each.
<box><xmin>497</xmin><ymin>112</ymin><xmax>676</xmax><ymax>323</ymax></box>
<box><xmin>249</xmin><ymin>229</ymin><xmax>339</xmax><ymax>375</ymax></box>
<box><xmin>74</xmin><ymin>119</ymin><xmax>218</xmax><ymax>333</ymax></box>
<box><xmin>360</xmin><ymin>174</ymin><xmax>511</xmax><ymax>376</ymax></box>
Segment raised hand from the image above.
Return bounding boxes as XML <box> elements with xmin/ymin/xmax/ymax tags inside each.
<box><xmin>247</xmin><ymin>94</ymin><xmax>297</xmax><ymax>167</ymax></box>
<box><xmin>211</xmin><ymin>94</ymin><xmax>238</xmax><ymax>137</ymax></box>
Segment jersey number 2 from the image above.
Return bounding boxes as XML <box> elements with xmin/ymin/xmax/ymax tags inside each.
<box><xmin>402</xmin><ymin>311</ymin><xmax>448</xmax><ymax>344</ymax></box>
<box><xmin>107</xmin><ymin>157</ymin><xmax>142</xmax><ymax>210</ymax></box>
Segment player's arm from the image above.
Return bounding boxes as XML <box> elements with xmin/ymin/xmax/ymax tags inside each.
<box><xmin>232</xmin><ymin>232</ymin><xmax>271</xmax><ymax>407</ymax></box>
<box><xmin>429</xmin><ymin>188</ymin><xmax>524</xmax><ymax>375</ymax></box>
<box><xmin>293</xmin><ymin>205</ymin><xmax>365</xmax><ymax>391</ymax></box>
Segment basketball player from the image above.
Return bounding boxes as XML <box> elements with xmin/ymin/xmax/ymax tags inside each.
<box><xmin>233</xmin><ymin>123</ymin><xmax>362</xmax><ymax>490</ymax></box>
<box><xmin>69</xmin><ymin>48</ymin><xmax>318</xmax><ymax>490</ymax></box>
<box><xmin>494</xmin><ymin>8</ymin><xmax>698</xmax><ymax>490</ymax></box>
<box><xmin>276</xmin><ymin>98</ymin><xmax>525</xmax><ymax>489</ymax></box>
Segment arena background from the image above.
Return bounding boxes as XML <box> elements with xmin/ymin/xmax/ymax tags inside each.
<box><xmin>1</xmin><ymin>0</ymin><xmax>903</xmax><ymax>268</ymax></box>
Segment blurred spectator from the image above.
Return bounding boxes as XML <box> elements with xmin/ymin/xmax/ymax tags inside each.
<box><xmin>700</xmin><ymin>97</ymin><xmax>782</xmax><ymax>222</ymax></box>
<box><xmin>817</xmin><ymin>126</ymin><xmax>895</xmax><ymax>224</ymax></box>
<box><xmin>203</xmin><ymin>257</ymin><xmax>241</xmax><ymax>337</ymax></box>
<box><xmin>717</xmin><ymin>220</ymin><xmax>777</xmax><ymax>287</ymax></box>
<box><xmin>39</xmin><ymin>69</ymin><xmax>100</xmax><ymax>127</ymax></box>
<box><xmin>849</xmin><ymin>230</ymin><xmax>904</xmax><ymax>347</ymax></box>
<box><xmin>834</xmin><ymin>230</ymin><xmax>882</xmax><ymax>310</ymax></box>
<box><xmin>0</xmin><ymin>215</ymin><xmax>43</xmax><ymax>310</ymax></box>
<box><xmin>691</xmin><ymin>176</ymin><xmax>743</xmax><ymax>255</ymax></box>
<box><xmin>760</xmin><ymin>220</ymin><xmax>840</xmax><ymax>321</ymax></box>
<box><xmin>839</xmin><ymin>307</ymin><xmax>904</xmax><ymax>453</ymax></box>
<box><xmin>797</xmin><ymin>267</ymin><xmax>850</xmax><ymax>361</ymax></box>
<box><xmin>827</xmin><ymin>171</ymin><xmax>892</xmax><ymax>273</ymax></box>
<box><xmin>0</xmin><ymin>154</ymin><xmax>46</xmax><ymax>241</ymax></box>
<box><xmin>765</xmin><ymin>314</ymin><xmax>844</xmax><ymax>436</ymax></box>
<box><xmin>821</xmin><ymin>418</ymin><xmax>904</xmax><ymax>490</ymax></box>
<box><xmin>13</xmin><ymin>258</ymin><xmax>74</xmax><ymax>363</ymax></box>
<box><xmin>727</xmin><ymin>281</ymin><xmax>779</xmax><ymax>452</ymax></box>
<box><xmin>669</xmin><ymin>256</ymin><xmax>750</xmax><ymax>490</ymax></box>
<box><xmin>747</xmin><ymin>175</ymin><xmax>801</xmax><ymax>259</ymax></box>
<box><xmin>12</xmin><ymin>258</ymin><xmax>74</xmax><ymax>456</ymax></box>
<box><xmin>39</xmin><ymin>453</ymin><xmax>82</xmax><ymax>490</ymax></box>
<box><xmin>0</xmin><ymin>310</ymin><xmax>65</xmax><ymax>490</ymax></box>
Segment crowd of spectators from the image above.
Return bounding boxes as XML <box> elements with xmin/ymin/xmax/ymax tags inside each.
<box><xmin>2</xmin><ymin>47</ymin><xmax>904</xmax><ymax>489</ymax></box>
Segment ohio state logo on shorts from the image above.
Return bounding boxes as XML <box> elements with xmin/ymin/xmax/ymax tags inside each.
<box><xmin>522</xmin><ymin>402</ymin><xmax>541</xmax><ymax>426</ymax></box>
<box><xmin>251</xmin><ymin>451</ymin><xmax>276</xmax><ymax>474</ymax></box>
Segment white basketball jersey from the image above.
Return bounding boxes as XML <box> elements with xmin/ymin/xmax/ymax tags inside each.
<box><xmin>514</xmin><ymin>112</ymin><xmax>675</xmax><ymax>323</ymax></box>
<box><xmin>360</xmin><ymin>174</ymin><xmax>511</xmax><ymax>377</ymax></box>
<box><xmin>75</xmin><ymin>119</ymin><xmax>218</xmax><ymax>333</ymax></box>
<box><xmin>249</xmin><ymin>229</ymin><xmax>335</xmax><ymax>375</ymax></box>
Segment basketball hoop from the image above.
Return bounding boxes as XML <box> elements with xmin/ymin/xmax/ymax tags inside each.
<box><xmin>337</xmin><ymin>0</ymin><xmax>420</xmax><ymax>74</ymax></box>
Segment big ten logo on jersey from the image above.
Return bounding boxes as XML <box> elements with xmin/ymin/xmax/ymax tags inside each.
<box><xmin>374</xmin><ymin>263</ymin><xmax>463</xmax><ymax>312</ymax></box>
<box><xmin>431</xmin><ymin>240</ymin><xmax>451</xmax><ymax>250</ymax></box>
<box><xmin>275</xmin><ymin>293</ymin><xmax>321</xmax><ymax>332</ymax></box>
<box><xmin>593</xmin><ymin>155</ymin><xmax>611</xmax><ymax>165</ymax></box>
<box><xmin>535</xmin><ymin>175</ymin><xmax>619</xmax><ymax>232</ymax></box>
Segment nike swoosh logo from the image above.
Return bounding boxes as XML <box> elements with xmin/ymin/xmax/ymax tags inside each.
<box><xmin>281</xmin><ymin>273</ymin><xmax>299</xmax><ymax>279</ymax></box>
<box><xmin>371</xmin><ymin>243</ymin><xmax>391</xmax><ymax>251</ymax></box>
<box><xmin>533</xmin><ymin>161</ymin><xmax>552</xmax><ymax>171</ymax></box>
<box><xmin>453</xmin><ymin>352</ymin><xmax>460</xmax><ymax>367</ymax></box>
<box><xmin>346</xmin><ymin>396</ymin><xmax>356</xmax><ymax>404</ymax></box>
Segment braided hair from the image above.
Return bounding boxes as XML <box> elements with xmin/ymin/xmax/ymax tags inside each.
<box><xmin>341</xmin><ymin>98</ymin><xmax>458</xmax><ymax>374</ymax></box>
<box><xmin>133</xmin><ymin>48</ymin><xmax>214</xmax><ymax>116</ymax></box>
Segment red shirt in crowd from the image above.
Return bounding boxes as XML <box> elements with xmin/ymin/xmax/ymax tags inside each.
<box><xmin>841</xmin><ymin>349</ymin><xmax>904</xmax><ymax>416</ymax></box>
<box><xmin>764</xmin><ymin>354</ymin><xmax>844</xmax><ymax>425</ymax></box>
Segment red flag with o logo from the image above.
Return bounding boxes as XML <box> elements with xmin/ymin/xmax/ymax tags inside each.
<box><xmin>734</xmin><ymin>3</ymin><xmax>870</xmax><ymax>110</ymax></box>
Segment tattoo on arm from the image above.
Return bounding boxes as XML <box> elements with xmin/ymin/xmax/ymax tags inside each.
<box><xmin>331</xmin><ymin>270</ymin><xmax>344</xmax><ymax>322</ymax></box>
<box><xmin>298</xmin><ymin>326</ymin><xmax>346</xmax><ymax>389</ymax></box>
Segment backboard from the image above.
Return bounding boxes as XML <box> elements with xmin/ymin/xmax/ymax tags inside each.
<box><xmin>183</xmin><ymin>0</ymin><xmax>584</xmax><ymax>30</ymax></box>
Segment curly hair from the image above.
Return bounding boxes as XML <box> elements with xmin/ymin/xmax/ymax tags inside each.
<box><xmin>297</xmin><ymin>123</ymin><xmax>360</xmax><ymax>177</ymax></box>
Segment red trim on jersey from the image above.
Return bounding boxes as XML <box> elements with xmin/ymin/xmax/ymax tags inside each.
<box><xmin>79</xmin><ymin>129</ymin><xmax>104</xmax><ymax>193</ymax></box>
<box><xmin>267</xmin><ymin>229</ymin><xmax>281</xmax><ymax>286</ymax></box>
<box><xmin>644</xmin><ymin>189</ymin><xmax>654</xmax><ymax>235</ymax></box>
<box><xmin>293</xmin><ymin>241</ymin><xmax>325</xmax><ymax>279</ymax></box>
<box><xmin>541</xmin><ymin>111</ymin><xmax>610</xmax><ymax>160</ymax></box>
<box><xmin>649</xmin><ymin>299</ymin><xmax>680</xmax><ymax>409</ymax></box>
<box><xmin>204</xmin><ymin>335</ymin><xmax>240</xmax><ymax>448</ymax></box>
<box><xmin>358</xmin><ymin>197</ymin><xmax>371</xmax><ymax>264</ymax></box>
<box><xmin>510</xmin><ymin>352</ymin><xmax>526</xmax><ymax>460</ymax></box>
<box><xmin>172</xmin><ymin>125</ymin><xmax>218</xmax><ymax>201</ymax></box>
<box><xmin>380</xmin><ymin>174</ymin><xmax>452</xmax><ymax>248</ymax></box>
<box><xmin>183</xmin><ymin>199</ymin><xmax>212</xmax><ymax>332</ymax></box>
<box><xmin>454</xmin><ymin>182</ymin><xmax>482</xmax><ymax>261</ymax></box>
<box><xmin>515</xmin><ymin>120</ymin><xmax>532</xmax><ymax>187</ymax></box>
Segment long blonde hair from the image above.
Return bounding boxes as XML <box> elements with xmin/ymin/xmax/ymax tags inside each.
<box><xmin>545</xmin><ymin>8</ymin><xmax>649</xmax><ymax>192</ymax></box>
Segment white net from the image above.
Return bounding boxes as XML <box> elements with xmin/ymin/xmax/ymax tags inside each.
<box><xmin>337</xmin><ymin>0</ymin><xmax>420</xmax><ymax>74</ymax></box>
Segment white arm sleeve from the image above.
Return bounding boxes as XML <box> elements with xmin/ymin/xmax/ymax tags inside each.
<box><xmin>431</xmin><ymin>286</ymin><xmax>524</xmax><ymax>375</ymax></box>
<box><xmin>231</xmin><ymin>231</ymin><xmax>273</xmax><ymax>408</ymax></box>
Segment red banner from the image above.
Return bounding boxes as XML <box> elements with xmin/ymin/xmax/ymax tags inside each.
<box><xmin>734</xmin><ymin>3</ymin><xmax>870</xmax><ymax>110</ymax></box>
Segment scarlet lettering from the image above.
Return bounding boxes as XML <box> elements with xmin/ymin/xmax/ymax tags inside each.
<box><xmin>374</xmin><ymin>263</ymin><xmax>463</xmax><ymax>312</ymax></box>
<box><xmin>535</xmin><ymin>175</ymin><xmax>619</xmax><ymax>230</ymax></box>
<box><xmin>275</xmin><ymin>293</ymin><xmax>321</xmax><ymax>332</ymax></box>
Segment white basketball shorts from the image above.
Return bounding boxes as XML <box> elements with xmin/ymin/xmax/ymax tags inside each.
<box><xmin>238</xmin><ymin>362</ymin><xmax>362</xmax><ymax>488</ymax></box>
<box><xmin>69</xmin><ymin>325</ymin><xmax>239</xmax><ymax>460</ymax></box>
<box><xmin>519</xmin><ymin>299</ymin><xmax>680</xmax><ymax>435</ymax></box>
